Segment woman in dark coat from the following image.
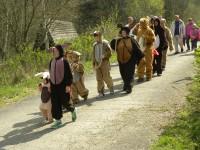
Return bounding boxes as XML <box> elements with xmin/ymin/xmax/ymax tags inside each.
<box><xmin>49</xmin><ymin>44</ymin><xmax>77</xmax><ymax>129</ymax></box>
<box><xmin>153</xmin><ymin>18</ymin><xmax>168</xmax><ymax>76</ymax></box>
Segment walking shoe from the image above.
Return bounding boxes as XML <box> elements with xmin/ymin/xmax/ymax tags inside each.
<box><xmin>181</xmin><ymin>48</ymin><xmax>184</xmax><ymax>53</ymax></box>
<box><xmin>110</xmin><ymin>87</ymin><xmax>114</xmax><ymax>95</ymax></box>
<box><xmin>174</xmin><ymin>51</ymin><xmax>180</xmax><ymax>55</ymax></box>
<box><xmin>83</xmin><ymin>95</ymin><xmax>88</xmax><ymax>101</ymax></box>
<box><xmin>137</xmin><ymin>78</ymin><xmax>144</xmax><ymax>83</ymax></box>
<box><xmin>72</xmin><ymin>108</ymin><xmax>77</xmax><ymax>122</ymax></box>
<box><xmin>96</xmin><ymin>92</ymin><xmax>105</xmax><ymax>99</ymax></box>
<box><xmin>146</xmin><ymin>77</ymin><xmax>152</xmax><ymax>81</ymax></box>
<box><xmin>126</xmin><ymin>88</ymin><xmax>132</xmax><ymax>94</ymax></box>
<box><xmin>157</xmin><ymin>73</ymin><xmax>162</xmax><ymax>76</ymax></box>
<box><xmin>51</xmin><ymin>120</ymin><xmax>62</xmax><ymax>129</ymax></box>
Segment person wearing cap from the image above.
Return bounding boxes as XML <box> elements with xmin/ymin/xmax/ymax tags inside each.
<box><xmin>136</xmin><ymin>17</ymin><xmax>155</xmax><ymax>82</ymax></box>
<box><xmin>70</xmin><ymin>51</ymin><xmax>89</xmax><ymax>104</ymax></box>
<box><xmin>49</xmin><ymin>44</ymin><xmax>77</xmax><ymax>129</ymax></box>
<box><xmin>160</xmin><ymin>18</ymin><xmax>174</xmax><ymax>70</ymax></box>
<box><xmin>92</xmin><ymin>31</ymin><xmax>114</xmax><ymax>97</ymax></box>
<box><xmin>185</xmin><ymin>18</ymin><xmax>194</xmax><ymax>51</ymax></box>
<box><xmin>190</xmin><ymin>24</ymin><xmax>199</xmax><ymax>50</ymax></box>
<box><xmin>36</xmin><ymin>72</ymin><xmax>53</xmax><ymax>124</ymax></box>
<box><xmin>111</xmin><ymin>27</ymin><xmax>144</xmax><ymax>93</ymax></box>
<box><xmin>171</xmin><ymin>15</ymin><xmax>185</xmax><ymax>54</ymax></box>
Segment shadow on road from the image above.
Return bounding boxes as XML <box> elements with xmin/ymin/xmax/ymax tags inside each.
<box><xmin>0</xmin><ymin>115</ymin><xmax>72</xmax><ymax>150</ymax></box>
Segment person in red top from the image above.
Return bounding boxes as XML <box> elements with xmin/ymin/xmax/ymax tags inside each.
<box><xmin>190</xmin><ymin>24</ymin><xmax>199</xmax><ymax>50</ymax></box>
<box><xmin>185</xmin><ymin>18</ymin><xmax>194</xmax><ymax>51</ymax></box>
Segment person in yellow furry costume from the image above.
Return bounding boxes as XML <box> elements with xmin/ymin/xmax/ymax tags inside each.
<box><xmin>68</xmin><ymin>51</ymin><xmax>89</xmax><ymax>104</ymax></box>
<box><xmin>137</xmin><ymin>17</ymin><xmax>155</xmax><ymax>82</ymax></box>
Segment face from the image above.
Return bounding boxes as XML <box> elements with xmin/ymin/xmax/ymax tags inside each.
<box><xmin>128</xmin><ymin>18</ymin><xmax>133</xmax><ymax>24</ymax></box>
<box><xmin>53</xmin><ymin>47</ymin><xmax>60</xmax><ymax>58</ymax></box>
<box><xmin>43</xmin><ymin>78</ymin><xmax>48</xmax><ymax>84</ymax></box>
<box><xmin>160</xmin><ymin>21</ymin><xmax>165</xmax><ymax>28</ymax></box>
<box><xmin>175</xmin><ymin>16</ymin><xmax>179</xmax><ymax>21</ymax></box>
<box><xmin>121</xmin><ymin>30</ymin><xmax>128</xmax><ymax>38</ymax></box>
<box><xmin>72</xmin><ymin>55</ymin><xmax>79</xmax><ymax>62</ymax></box>
<box><xmin>154</xmin><ymin>21</ymin><xmax>159</xmax><ymax>26</ymax></box>
<box><xmin>94</xmin><ymin>35</ymin><xmax>101</xmax><ymax>42</ymax></box>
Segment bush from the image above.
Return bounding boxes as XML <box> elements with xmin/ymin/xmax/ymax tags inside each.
<box><xmin>0</xmin><ymin>48</ymin><xmax>51</xmax><ymax>86</ymax></box>
<box><xmin>151</xmin><ymin>49</ymin><xmax>200</xmax><ymax>150</ymax></box>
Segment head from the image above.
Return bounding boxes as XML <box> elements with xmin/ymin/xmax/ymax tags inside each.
<box><xmin>93</xmin><ymin>31</ymin><xmax>102</xmax><ymax>42</ymax></box>
<box><xmin>120</xmin><ymin>27</ymin><xmax>130</xmax><ymax>38</ymax></box>
<box><xmin>188</xmin><ymin>18</ymin><xmax>193</xmax><ymax>24</ymax></box>
<box><xmin>52</xmin><ymin>44</ymin><xmax>64</xmax><ymax>58</ymax></box>
<box><xmin>43</xmin><ymin>78</ymin><xmax>49</xmax><ymax>84</ymax></box>
<box><xmin>175</xmin><ymin>15</ymin><xmax>180</xmax><ymax>21</ymax></box>
<box><xmin>160</xmin><ymin>18</ymin><xmax>166</xmax><ymax>28</ymax></box>
<box><xmin>139</xmin><ymin>18</ymin><xmax>149</xmax><ymax>29</ymax></box>
<box><xmin>72</xmin><ymin>51</ymin><xmax>81</xmax><ymax>62</ymax></box>
<box><xmin>128</xmin><ymin>16</ymin><xmax>134</xmax><ymax>24</ymax></box>
<box><xmin>64</xmin><ymin>51</ymin><xmax>73</xmax><ymax>62</ymax></box>
<box><xmin>154</xmin><ymin>18</ymin><xmax>161</xmax><ymax>27</ymax></box>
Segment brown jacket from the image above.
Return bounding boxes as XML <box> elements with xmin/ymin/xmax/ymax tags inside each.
<box><xmin>116</xmin><ymin>37</ymin><xmax>133</xmax><ymax>64</ymax></box>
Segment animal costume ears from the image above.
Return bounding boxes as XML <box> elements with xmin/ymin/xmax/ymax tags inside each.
<box><xmin>35</xmin><ymin>71</ymin><xmax>50</xmax><ymax>79</ymax></box>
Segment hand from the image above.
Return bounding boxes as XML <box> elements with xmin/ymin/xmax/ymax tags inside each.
<box><xmin>65</xmin><ymin>86</ymin><xmax>71</xmax><ymax>93</ymax></box>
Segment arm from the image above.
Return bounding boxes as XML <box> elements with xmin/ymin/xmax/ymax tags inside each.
<box><xmin>63</xmin><ymin>59</ymin><xmax>73</xmax><ymax>86</ymax></box>
<box><xmin>73</xmin><ymin>62</ymin><xmax>84</xmax><ymax>74</ymax></box>
<box><xmin>103</xmin><ymin>42</ymin><xmax>112</xmax><ymax>60</ymax></box>
<box><xmin>131</xmin><ymin>38</ymin><xmax>144</xmax><ymax>65</ymax></box>
<box><xmin>166</xmin><ymin>28</ymin><xmax>174</xmax><ymax>51</ymax></box>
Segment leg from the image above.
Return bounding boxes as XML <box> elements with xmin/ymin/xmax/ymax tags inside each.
<box><xmin>51</xmin><ymin>87</ymin><xmax>63</xmax><ymax>120</ymax></box>
<box><xmin>46</xmin><ymin>100</ymin><xmax>53</xmax><ymax>122</ymax></box>
<box><xmin>100</xmin><ymin>61</ymin><xmax>113</xmax><ymax>90</ymax></box>
<box><xmin>76</xmin><ymin>80</ymin><xmax>89</xmax><ymax>100</ymax></box>
<box><xmin>173</xmin><ymin>36</ymin><xmax>179</xmax><ymax>53</ymax></box>
<box><xmin>96</xmin><ymin>68</ymin><xmax>105</xmax><ymax>94</ymax></box>
<box><xmin>71</xmin><ymin>84</ymin><xmax>79</xmax><ymax>104</ymax></box>
<box><xmin>145</xmin><ymin>50</ymin><xmax>153</xmax><ymax>80</ymax></box>
<box><xmin>157</xmin><ymin>51</ymin><xmax>163</xmax><ymax>75</ymax></box>
<box><xmin>119</xmin><ymin>62</ymin><xmax>127</xmax><ymax>90</ymax></box>
<box><xmin>186</xmin><ymin>36</ymin><xmax>191</xmax><ymax>50</ymax></box>
<box><xmin>137</xmin><ymin>58</ymin><xmax>146</xmax><ymax>80</ymax></box>
<box><xmin>124</xmin><ymin>59</ymin><xmax>135</xmax><ymax>93</ymax></box>
<box><xmin>178</xmin><ymin>36</ymin><xmax>184</xmax><ymax>52</ymax></box>
<box><xmin>161</xmin><ymin>49</ymin><xmax>167</xmax><ymax>69</ymax></box>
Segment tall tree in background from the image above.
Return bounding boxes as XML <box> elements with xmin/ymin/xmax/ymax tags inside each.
<box><xmin>164</xmin><ymin>0</ymin><xmax>189</xmax><ymax>23</ymax></box>
<box><xmin>73</xmin><ymin>0</ymin><xmax>127</xmax><ymax>33</ymax></box>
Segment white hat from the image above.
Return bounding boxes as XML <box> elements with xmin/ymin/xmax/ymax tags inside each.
<box><xmin>73</xmin><ymin>51</ymin><xmax>82</xmax><ymax>56</ymax></box>
<box><xmin>35</xmin><ymin>71</ymin><xmax>50</xmax><ymax>79</ymax></box>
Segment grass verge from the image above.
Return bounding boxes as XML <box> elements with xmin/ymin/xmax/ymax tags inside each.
<box><xmin>151</xmin><ymin>49</ymin><xmax>200</xmax><ymax>150</ymax></box>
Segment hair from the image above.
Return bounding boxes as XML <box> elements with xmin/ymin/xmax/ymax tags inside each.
<box><xmin>120</xmin><ymin>27</ymin><xmax>130</xmax><ymax>35</ymax></box>
<box><xmin>55</xmin><ymin>44</ymin><xmax>64</xmax><ymax>57</ymax></box>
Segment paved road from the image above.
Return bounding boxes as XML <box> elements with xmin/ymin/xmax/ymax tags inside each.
<box><xmin>0</xmin><ymin>51</ymin><xmax>194</xmax><ymax>150</ymax></box>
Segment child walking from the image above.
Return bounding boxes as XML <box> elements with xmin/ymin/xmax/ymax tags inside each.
<box><xmin>36</xmin><ymin>72</ymin><xmax>53</xmax><ymax>124</ymax></box>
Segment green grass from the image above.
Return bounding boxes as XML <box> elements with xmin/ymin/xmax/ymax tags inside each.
<box><xmin>0</xmin><ymin>54</ymin><xmax>117</xmax><ymax>108</ymax></box>
<box><xmin>0</xmin><ymin>77</ymin><xmax>40</xmax><ymax>107</ymax></box>
<box><xmin>151</xmin><ymin>49</ymin><xmax>200</xmax><ymax>150</ymax></box>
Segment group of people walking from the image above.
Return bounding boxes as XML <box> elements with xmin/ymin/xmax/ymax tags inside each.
<box><xmin>37</xmin><ymin>14</ymin><xmax>199</xmax><ymax>129</ymax></box>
